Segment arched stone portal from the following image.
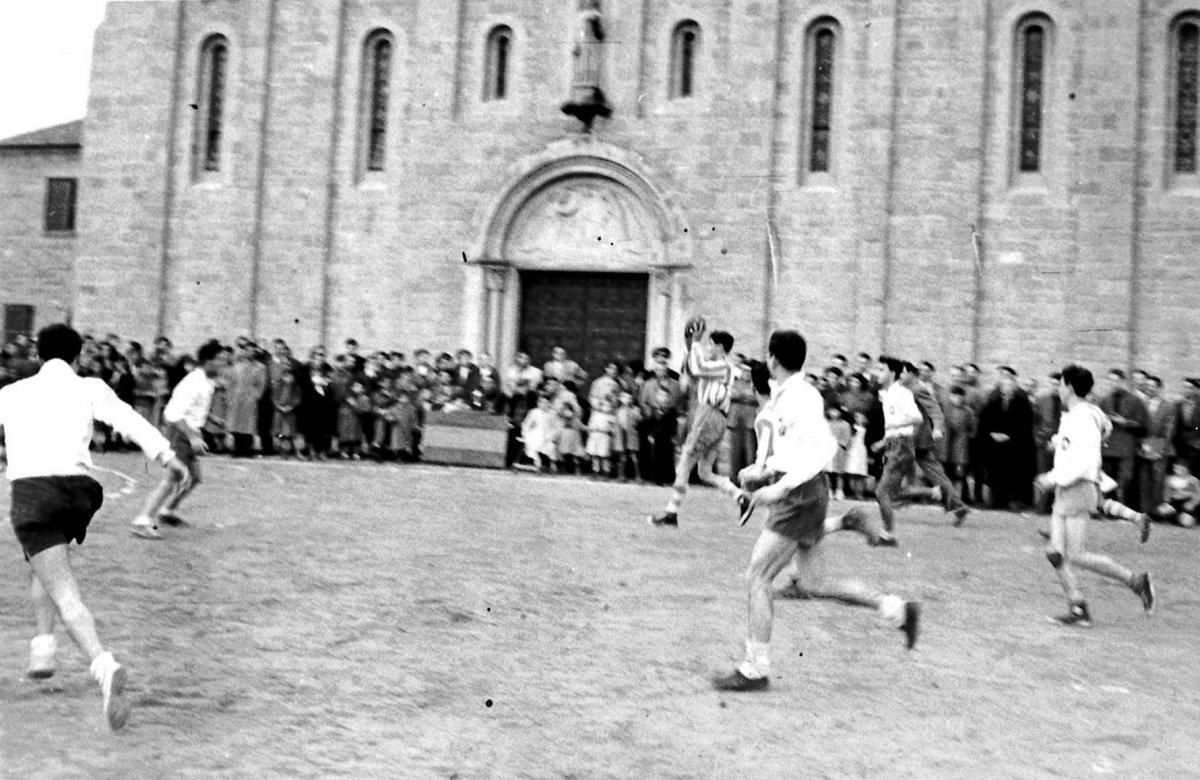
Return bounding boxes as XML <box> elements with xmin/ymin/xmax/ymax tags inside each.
<box><xmin>469</xmin><ymin>144</ymin><xmax>693</xmax><ymax>377</ymax></box>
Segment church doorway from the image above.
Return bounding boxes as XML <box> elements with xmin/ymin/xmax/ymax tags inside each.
<box><xmin>518</xmin><ymin>270</ymin><xmax>648</xmax><ymax>380</ymax></box>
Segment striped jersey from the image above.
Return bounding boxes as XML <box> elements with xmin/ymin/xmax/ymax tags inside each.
<box><xmin>685</xmin><ymin>340</ymin><xmax>733</xmax><ymax>415</ymax></box>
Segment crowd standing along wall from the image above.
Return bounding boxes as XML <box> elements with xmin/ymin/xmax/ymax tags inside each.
<box><xmin>54</xmin><ymin>0</ymin><xmax>1200</xmax><ymax>381</ymax></box>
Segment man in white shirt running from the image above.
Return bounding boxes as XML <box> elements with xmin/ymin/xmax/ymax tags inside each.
<box><xmin>0</xmin><ymin>324</ymin><xmax>190</xmax><ymax>729</ymax></box>
<box><xmin>712</xmin><ymin>331</ymin><xmax>920</xmax><ymax>693</ymax></box>
<box><xmin>132</xmin><ymin>339</ymin><xmax>226</xmax><ymax>539</ymax></box>
<box><xmin>1037</xmin><ymin>364</ymin><xmax>1154</xmax><ymax>627</ymax></box>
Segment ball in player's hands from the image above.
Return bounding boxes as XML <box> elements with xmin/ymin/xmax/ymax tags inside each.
<box><xmin>684</xmin><ymin>316</ymin><xmax>707</xmax><ymax>341</ymax></box>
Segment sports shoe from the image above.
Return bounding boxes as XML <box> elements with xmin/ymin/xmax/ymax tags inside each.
<box><xmin>952</xmin><ymin>506</ymin><xmax>970</xmax><ymax>528</ymax></box>
<box><xmin>736</xmin><ymin>493</ymin><xmax>754</xmax><ymax>526</ymax></box>
<box><xmin>712</xmin><ymin>668</ymin><xmax>769</xmax><ymax>692</ymax></box>
<box><xmin>130</xmin><ymin>520</ymin><xmax>163</xmax><ymax>540</ymax></box>
<box><xmin>27</xmin><ymin>634</ymin><xmax>56</xmax><ymax>680</ymax></box>
<box><xmin>648</xmin><ymin>511</ymin><xmax>678</xmax><ymax>528</ymax></box>
<box><xmin>1131</xmin><ymin>572</ymin><xmax>1155</xmax><ymax>612</ymax></box>
<box><xmin>900</xmin><ymin>602</ymin><xmax>921</xmax><ymax>650</ymax></box>
<box><xmin>1138</xmin><ymin>513</ymin><xmax>1151</xmax><ymax>545</ymax></box>
<box><xmin>1048</xmin><ymin>601</ymin><xmax>1092</xmax><ymax>628</ymax></box>
<box><xmin>869</xmin><ymin>533</ymin><xmax>898</xmax><ymax>548</ymax></box>
<box><xmin>91</xmin><ymin>653</ymin><xmax>131</xmax><ymax>731</ymax></box>
<box><xmin>839</xmin><ymin>507</ymin><xmax>869</xmax><ymax>534</ymax></box>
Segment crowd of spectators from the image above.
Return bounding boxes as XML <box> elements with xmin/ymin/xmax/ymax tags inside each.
<box><xmin>2</xmin><ymin>332</ymin><xmax>1198</xmax><ymax>525</ymax></box>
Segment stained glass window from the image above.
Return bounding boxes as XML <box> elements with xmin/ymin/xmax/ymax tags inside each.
<box><xmin>485</xmin><ymin>26</ymin><xmax>513</xmax><ymax>101</ymax></box>
<box><xmin>810</xmin><ymin>27</ymin><xmax>835</xmax><ymax>173</ymax></box>
<box><xmin>1019</xmin><ymin>24</ymin><xmax>1045</xmax><ymax>173</ymax></box>
<box><xmin>203</xmin><ymin>38</ymin><xmax>227</xmax><ymax>172</ymax></box>
<box><xmin>1176</xmin><ymin>22</ymin><xmax>1199</xmax><ymax>173</ymax></box>
<box><xmin>670</xmin><ymin>22</ymin><xmax>700</xmax><ymax>99</ymax></box>
<box><xmin>366</xmin><ymin>37</ymin><xmax>391</xmax><ymax>171</ymax></box>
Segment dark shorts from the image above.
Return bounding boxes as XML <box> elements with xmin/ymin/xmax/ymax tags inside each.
<box><xmin>682</xmin><ymin>404</ymin><xmax>727</xmax><ymax>458</ymax></box>
<box><xmin>10</xmin><ymin>475</ymin><xmax>105</xmax><ymax>559</ymax></box>
<box><xmin>167</xmin><ymin>422</ymin><xmax>202</xmax><ymax>484</ymax></box>
<box><xmin>766</xmin><ymin>473</ymin><xmax>829</xmax><ymax>549</ymax></box>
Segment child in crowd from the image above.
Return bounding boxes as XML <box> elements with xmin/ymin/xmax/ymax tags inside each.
<box><xmin>586</xmin><ymin>396</ymin><xmax>617</xmax><ymax>478</ymax></box>
<box><xmin>521</xmin><ymin>394</ymin><xmax>555</xmax><ymax>471</ymax></box>
<box><xmin>385</xmin><ymin>389</ymin><xmax>422</xmax><ymax>461</ymax></box>
<box><xmin>338</xmin><ymin>381</ymin><xmax>369</xmax><ymax>458</ymax></box>
<box><xmin>843</xmin><ymin>411</ymin><xmax>870</xmax><ymax>499</ymax></box>
<box><xmin>825</xmin><ymin>405</ymin><xmax>852</xmax><ymax>500</ymax></box>
<box><xmin>271</xmin><ymin>364</ymin><xmax>303</xmax><ymax>457</ymax></box>
<box><xmin>1158</xmin><ymin>462</ymin><xmax>1200</xmax><ymax>527</ymax></box>
<box><xmin>943</xmin><ymin>386</ymin><xmax>976</xmax><ymax>504</ymax></box>
<box><xmin>369</xmin><ymin>380</ymin><xmax>397</xmax><ymax>455</ymax></box>
<box><xmin>555</xmin><ymin>403</ymin><xmax>586</xmax><ymax>474</ymax></box>
<box><xmin>615</xmin><ymin>391</ymin><xmax>642</xmax><ymax>481</ymax></box>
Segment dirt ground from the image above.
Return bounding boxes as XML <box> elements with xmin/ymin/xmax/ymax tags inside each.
<box><xmin>1</xmin><ymin>453</ymin><xmax>1197</xmax><ymax>778</ymax></box>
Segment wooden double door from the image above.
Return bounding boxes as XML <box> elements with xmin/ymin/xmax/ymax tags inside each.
<box><xmin>518</xmin><ymin>271</ymin><xmax>648</xmax><ymax>380</ymax></box>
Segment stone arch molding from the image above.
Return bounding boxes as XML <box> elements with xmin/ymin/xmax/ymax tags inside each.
<box><xmin>465</xmin><ymin>139</ymin><xmax>693</xmax><ymax>367</ymax></box>
<box><xmin>473</xmin><ymin>140</ymin><xmax>693</xmax><ymax>270</ymax></box>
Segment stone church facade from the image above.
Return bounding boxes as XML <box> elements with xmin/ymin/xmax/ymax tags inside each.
<box><xmin>38</xmin><ymin>0</ymin><xmax>1200</xmax><ymax>377</ymax></box>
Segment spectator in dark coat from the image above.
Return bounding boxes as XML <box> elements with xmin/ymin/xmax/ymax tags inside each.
<box><xmin>977</xmin><ymin>367</ymin><xmax>1035</xmax><ymax>510</ymax></box>
<box><xmin>1031</xmin><ymin>372</ymin><xmax>1063</xmax><ymax>512</ymax></box>
<box><xmin>1176</xmin><ymin>378</ymin><xmax>1200</xmax><ymax>477</ymax></box>
<box><xmin>1099</xmin><ymin>368</ymin><xmax>1149</xmax><ymax>506</ymax></box>
<box><xmin>1137</xmin><ymin>376</ymin><xmax>1177</xmax><ymax>513</ymax></box>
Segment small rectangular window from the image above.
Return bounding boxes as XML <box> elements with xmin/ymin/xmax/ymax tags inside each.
<box><xmin>3</xmin><ymin>304</ymin><xmax>35</xmax><ymax>344</ymax></box>
<box><xmin>44</xmin><ymin>178</ymin><xmax>77</xmax><ymax>233</ymax></box>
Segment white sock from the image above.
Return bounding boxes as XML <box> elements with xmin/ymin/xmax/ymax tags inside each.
<box><xmin>90</xmin><ymin>650</ymin><xmax>117</xmax><ymax>684</ymax></box>
<box><xmin>31</xmin><ymin>633</ymin><xmax>56</xmax><ymax>652</ymax></box>
<box><xmin>715</xmin><ymin>476</ymin><xmax>740</xmax><ymax>498</ymax></box>
<box><xmin>738</xmin><ymin>640</ymin><xmax>771</xmax><ymax>679</ymax></box>
<box><xmin>878</xmin><ymin>595</ymin><xmax>906</xmax><ymax>628</ymax></box>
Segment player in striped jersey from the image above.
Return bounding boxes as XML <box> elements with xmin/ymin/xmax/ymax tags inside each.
<box><xmin>648</xmin><ymin>317</ymin><xmax>741</xmax><ymax>527</ymax></box>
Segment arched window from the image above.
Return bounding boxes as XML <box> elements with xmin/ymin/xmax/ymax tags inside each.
<box><xmin>196</xmin><ymin>35</ymin><xmax>228</xmax><ymax>174</ymax></box>
<box><xmin>484</xmin><ymin>25</ymin><xmax>513</xmax><ymax>101</ymax></box>
<box><xmin>805</xmin><ymin>19</ymin><xmax>839</xmax><ymax>174</ymax></box>
<box><xmin>1014</xmin><ymin>14</ymin><xmax>1052</xmax><ymax>174</ymax></box>
<box><xmin>362</xmin><ymin>30</ymin><xmax>393</xmax><ymax>173</ymax></box>
<box><xmin>670</xmin><ymin>21</ymin><xmax>701</xmax><ymax>99</ymax></box>
<box><xmin>1172</xmin><ymin>16</ymin><xmax>1200</xmax><ymax>174</ymax></box>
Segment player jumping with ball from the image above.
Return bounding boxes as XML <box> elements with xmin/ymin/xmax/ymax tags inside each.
<box><xmin>647</xmin><ymin>316</ymin><xmax>742</xmax><ymax>527</ymax></box>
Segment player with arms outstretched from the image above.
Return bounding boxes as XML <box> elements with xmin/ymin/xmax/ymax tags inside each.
<box><xmin>0</xmin><ymin>324</ymin><xmax>190</xmax><ymax>730</ymax></box>
<box><xmin>647</xmin><ymin>316</ymin><xmax>741</xmax><ymax>527</ymax></box>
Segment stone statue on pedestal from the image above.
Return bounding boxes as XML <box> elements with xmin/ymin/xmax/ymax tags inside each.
<box><xmin>561</xmin><ymin>0</ymin><xmax>612</xmax><ymax>131</ymax></box>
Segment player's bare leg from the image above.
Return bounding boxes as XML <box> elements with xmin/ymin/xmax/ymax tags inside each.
<box><xmin>27</xmin><ymin>572</ymin><xmax>59</xmax><ymax>678</ymax></box>
<box><xmin>132</xmin><ymin>469</ymin><xmax>190</xmax><ymax>540</ymax></box>
<box><xmin>648</xmin><ymin>446</ymin><xmax>700</xmax><ymax>527</ymax></box>
<box><xmin>773</xmin><ymin>545</ymin><xmax>918</xmax><ymax>646</ymax></box>
<box><xmin>713</xmin><ymin>528</ymin><xmax>798</xmax><ymax>690</ymax></box>
<box><xmin>1046</xmin><ymin>512</ymin><xmax>1154</xmax><ymax>627</ymax></box>
<box><xmin>28</xmin><ymin>545</ymin><xmax>130</xmax><ymax>729</ymax></box>
<box><xmin>696</xmin><ymin>449</ymin><xmax>740</xmax><ymax>498</ymax></box>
